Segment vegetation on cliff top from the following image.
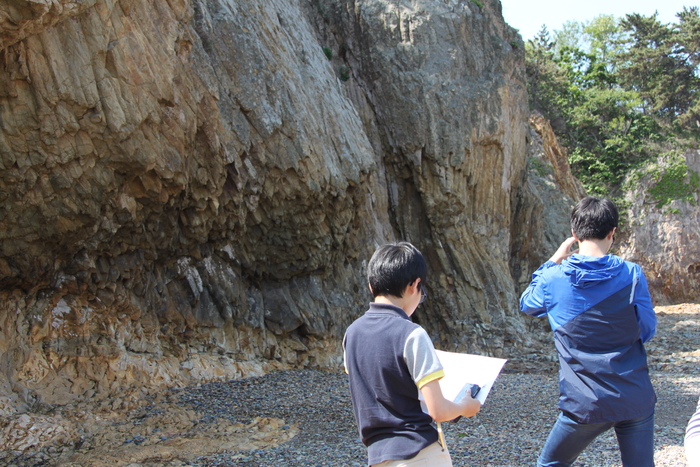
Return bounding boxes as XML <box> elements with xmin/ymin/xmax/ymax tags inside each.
<box><xmin>525</xmin><ymin>7</ymin><xmax>700</xmax><ymax>206</ymax></box>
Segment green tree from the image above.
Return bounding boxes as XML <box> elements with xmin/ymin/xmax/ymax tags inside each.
<box><xmin>616</xmin><ymin>11</ymin><xmax>700</xmax><ymax>132</ymax></box>
<box><xmin>526</xmin><ymin>26</ymin><xmax>571</xmax><ymax>132</ymax></box>
<box><xmin>525</xmin><ymin>16</ymin><xmax>665</xmax><ymax>197</ymax></box>
<box><xmin>525</xmin><ymin>9</ymin><xmax>698</xmax><ymax>200</ymax></box>
<box><xmin>583</xmin><ymin>15</ymin><xmax>627</xmax><ymax>72</ymax></box>
<box><xmin>676</xmin><ymin>7</ymin><xmax>700</xmax><ymax>129</ymax></box>
<box><xmin>554</xmin><ymin>20</ymin><xmax>585</xmax><ymax>52</ymax></box>
<box><xmin>567</xmin><ymin>87</ymin><xmax>660</xmax><ymax>195</ymax></box>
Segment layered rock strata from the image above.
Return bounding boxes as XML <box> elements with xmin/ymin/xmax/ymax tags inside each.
<box><xmin>0</xmin><ymin>0</ymin><xmax>565</xmax><ymax>416</ymax></box>
<box><xmin>509</xmin><ymin>113</ymin><xmax>585</xmax><ymax>292</ymax></box>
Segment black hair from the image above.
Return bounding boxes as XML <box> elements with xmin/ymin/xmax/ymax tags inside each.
<box><xmin>367</xmin><ymin>242</ymin><xmax>427</xmax><ymax>298</ymax></box>
<box><xmin>570</xmin><ymin>196</ymin><xmax>618</xmax><ymax>240</ymax></box>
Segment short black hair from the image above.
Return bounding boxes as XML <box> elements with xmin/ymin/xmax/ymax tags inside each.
<box><xmin>367</xmin><ymin>242</ymin><xmax>427</xmax><ymax>298</ymax></box>
<box><xmin>570</xmin><ymin>196</ymin><xmax>618</xmax><ymax>240</ymax></box>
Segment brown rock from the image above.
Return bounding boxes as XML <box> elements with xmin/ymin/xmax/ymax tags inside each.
<box><xmin>0</xmin><ymin>0</ymin><xmax>571</xmax><ymax>425</ymax></box>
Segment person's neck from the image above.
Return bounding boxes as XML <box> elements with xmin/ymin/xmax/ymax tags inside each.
<box><xmin>577</xmin><ymin>238</ymin><xmax>609</xmax><ymax>257</ymax></box>
<box><xmin>374</xmin><ymin>295</ymin><xmax>414</xmax><ymax>316</ymax></box>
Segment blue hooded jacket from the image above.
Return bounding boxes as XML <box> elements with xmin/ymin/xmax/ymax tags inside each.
<box><xmin>520</xmin><ymin>254</ymin><xmax>657</xmax><ymax>423</ymax></box>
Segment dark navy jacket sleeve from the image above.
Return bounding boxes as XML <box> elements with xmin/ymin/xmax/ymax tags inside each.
<box><xmin>519</xmin><ymin>261</ymin><xmax>558</xmax><ymax>317</ymax></box>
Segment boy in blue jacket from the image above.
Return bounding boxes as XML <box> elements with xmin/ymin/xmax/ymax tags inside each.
<box><xmin>520</xmin><ymin>197</ymin><xmax>657</xmax><ymax>467</ymax></box>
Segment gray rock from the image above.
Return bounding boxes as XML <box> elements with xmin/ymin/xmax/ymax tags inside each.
<box><xmin>0</xmin><ymin>0</ymin><xmax>582</xmax><ymax>420</ymax></box>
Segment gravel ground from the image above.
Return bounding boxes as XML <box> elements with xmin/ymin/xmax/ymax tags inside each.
<box><xmin>177</xmin><ymin>304</ymin><xmax>699</xmax><ymax>467</ymax></box>
<box><xmin>174</xmin><ymin>371</ymin><xmax>697</xmax><ymax>467</ymax></box>
<box><xmin>2</xmin><ymin>305</ymin><xmax>697</xmax><ymax>467</ymax></box>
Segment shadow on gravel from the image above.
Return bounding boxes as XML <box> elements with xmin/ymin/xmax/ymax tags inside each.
<box><xmin>1</xmin><ymin>305</ymin><xmax>697</xmax><ymax>467</ymax></box>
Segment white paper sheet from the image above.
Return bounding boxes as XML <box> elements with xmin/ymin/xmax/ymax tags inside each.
<box><xmin>433</xmin><ymin>350</ymin><xmax>507</xmax><ymax>405</ymax></box>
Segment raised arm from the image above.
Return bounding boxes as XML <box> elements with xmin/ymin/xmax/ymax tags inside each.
<box><xmin>519</xmin><ymin>261</ymin><xmax>555</xmax><ymax>317</ymax></box>
<box><xmin>520</xmin><ymin>237</ymin><xmax>576</xmax><ymax>317</ymax></box>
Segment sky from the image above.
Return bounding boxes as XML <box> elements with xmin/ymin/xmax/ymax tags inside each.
<box><xmin>499</xmin><ymin>0</ymin><xmax>694</xmax><ymax>41</ymax></box>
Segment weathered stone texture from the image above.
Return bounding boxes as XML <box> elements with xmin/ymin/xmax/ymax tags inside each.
<box><xmin>620</xmin><ymin>150</ymin><xmax>700</xmax><ymax>304</ymax></box>
<box><xmin>0</xmin><ymin>0</ymin><xmax>555</xmax><ymax>416</ymax></box>
<box><xmin>509</xmin><ymin>113</ymin><xmax>584</xmax><ymax>292</ymax></box>
<box><xmin>307</xmin><ymin>0</ymin><xmax>531</xmax><ymax>347</ymax></box>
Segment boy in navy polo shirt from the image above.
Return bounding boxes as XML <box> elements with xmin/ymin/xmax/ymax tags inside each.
<box><xmin>521</xmin><ymin>197</ymin><xmax>657</xmax><ymax>467</ymax></box>
<box><xmin>344</xmin><ymin>242</ymin><xmax>481</xmax><ymax>467</ymax></box>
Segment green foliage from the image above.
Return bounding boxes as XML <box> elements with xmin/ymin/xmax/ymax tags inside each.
<box><xmin>338</xmin><ymin>66</ymin><xmax>350</xmax><ymax>81</ymax></box>
<box><xmin>584</xmin><ymin>15</ymin><xmax>628</xmax><ymax>68</ymax></box>
<box><xmin>647</xmin><ymin>154</ymin><xmax>700</xmax><ymax>208</ymax></box>
<box><xmin>616</xmin><ymin>8</ymin><xmax>700</xmax><ymax>133</ymax></box>
<box><xmin>470</xmin><ymin>0</ymin><xmax>483</xmax><ymax>9</ymax></box>
<box><xmin>676</xmin><ymin>7</ymin><xmax>700</xmax><ymax>131</ymax></box>
<box><xmin>322</xmin><ymin>46</ymin><xmax>333</xmax><ymax>60</ymax></box>
<box><xmin>553</xmin><ymin>21</ymin><xmax>584</xmax><ymax>52</ymax></box>
<box><xmin>526</xmin><ymin>27</ymin><xmax>570</xmax><ymax>131</ymax></box>
<box><xmin>525</xmin><ymin>9</ymin><xmax>700</xmax><ymax>200</ymax></box>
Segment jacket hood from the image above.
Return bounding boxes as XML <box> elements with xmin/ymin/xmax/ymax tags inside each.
<box><xmin>563</xmin><ymin>254</ymin><xmax>625</xmax><ymax>288</ymax></box>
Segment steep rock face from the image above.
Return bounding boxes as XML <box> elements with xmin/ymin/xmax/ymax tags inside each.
<box><xmin>510</xmin><ymin>113</ymin><xmax>585</xmax><ymax>292</ymax></box>
<box><xmin>0</xmin><ymin>0</ymin><xmax>537</xmax><ymax>414</ymax></box>
<box><xmin>308</xmin><ymin>0</ymin><xmax>530</xmax><ymax>345</ymax></box>
<box><xmin>620</xmin><ymin>150</ymin><xmax>700</xmax><ymax>304</ymax></box>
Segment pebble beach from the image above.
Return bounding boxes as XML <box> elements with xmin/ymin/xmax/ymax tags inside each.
<box><xmin>174</xmin><ymin>371</ymin><xmax>697</xmax><ymax>467</ymax></box>
<box><xmin>180</xmin><ymin>304</ymin><xmax>699</xmax><ymax>467</ymax></box>
<box><xmin>2</xmin><ymin>305</ymin><xmax>698</xmax><ymax>467</ymax></box>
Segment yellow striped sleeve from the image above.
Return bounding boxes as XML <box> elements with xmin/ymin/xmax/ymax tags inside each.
<box><xmin>416</xmin><ymin>369</ymin><xmax>445</xmax><ymax>389</ymax></box>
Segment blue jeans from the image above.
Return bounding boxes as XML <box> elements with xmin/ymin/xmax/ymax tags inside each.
<box><xmin>537</xmin><ymin>410</ymin><xmax>655</xmax><ymax>467</ymax></box>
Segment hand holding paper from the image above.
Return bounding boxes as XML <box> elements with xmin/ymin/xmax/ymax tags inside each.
<box><xmin>434</xmin><ymin>350</ymin><xmax>507</xmax><ymax>405</ymax></box>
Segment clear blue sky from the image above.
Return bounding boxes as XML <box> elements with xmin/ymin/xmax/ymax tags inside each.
<box><xmin>500</xmin><ymin>0</ymin><xmax>694</xmax><ymax>41</ymax></box>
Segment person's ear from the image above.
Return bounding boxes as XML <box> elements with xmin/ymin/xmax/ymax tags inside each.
<box><xmin>607</xmin><ymin>227</ymin><xmax>616</xmax><ymax>240</ymax></box>
<box><xmin>571</xmin><ymin>229</ymin><xmax>580</xmax><ymax>242</ymax></box>
<box><xmin>406</xmin><ymin>279</ymin><xmax>419</xmax><ymax>298</ymax></box>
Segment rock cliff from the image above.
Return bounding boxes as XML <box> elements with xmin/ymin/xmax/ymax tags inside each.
<box><xmin>619</xmin><ymin>149</ymin><xmax>700</xmax><ymax>304</ymax></box>
<box><xmin>509</xmin><ymin>113</ymin><xmax>585</xmax><ymax>292</ymax></box>
<box><xmin>0</xmin><ymin>0</ymin><xmax>574</xmax><ymax>416</ymax></box>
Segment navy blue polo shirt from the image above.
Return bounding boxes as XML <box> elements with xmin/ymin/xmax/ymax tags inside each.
<box><xmin>343</xmin><ymin>303</ymin><xmax>444</xmax><ymax>465</ymax></box>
